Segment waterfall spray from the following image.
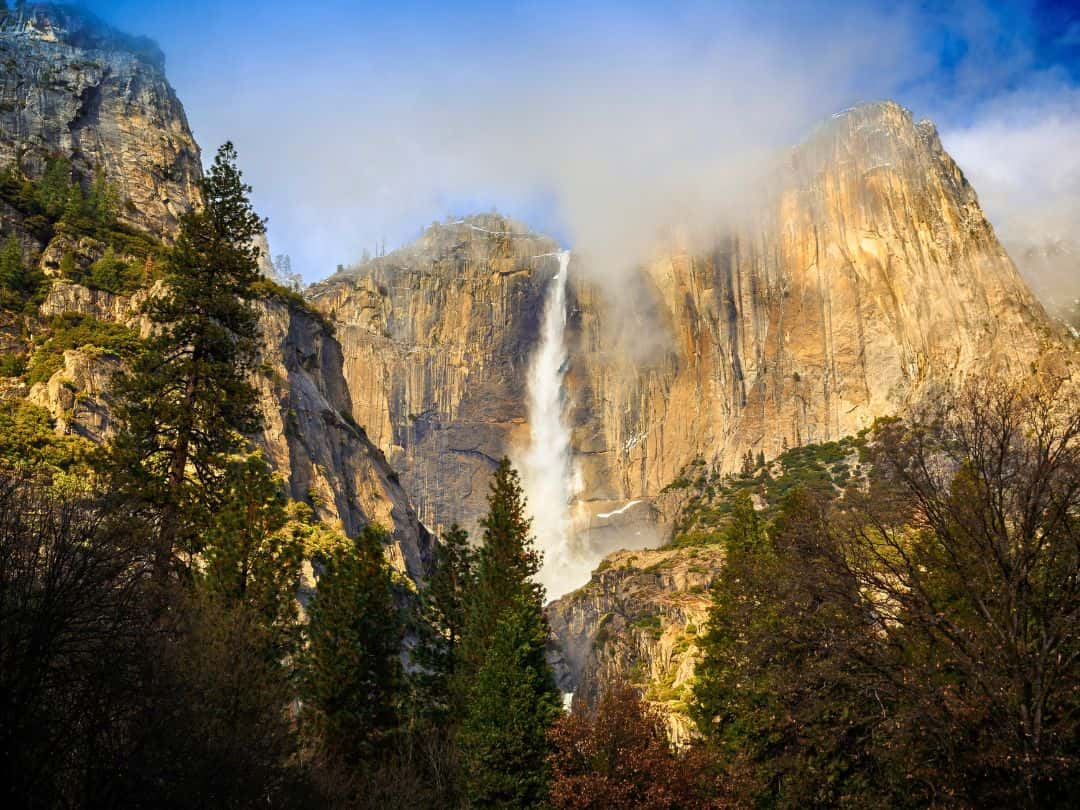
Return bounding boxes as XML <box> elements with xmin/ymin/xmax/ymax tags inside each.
<box><xmin>519</xmin><ymin>250</ymin><xmax>583</xmax><ymax>598</ymax></box>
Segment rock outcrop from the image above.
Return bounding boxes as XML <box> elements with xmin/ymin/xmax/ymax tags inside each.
<box><xmin>0</xmin><ymin>6</ymin><xmax>431</xmax><ymax>579</ymax></box>
<box><xmin>310</xmin><ymin>215</ymin><xmax>562</xmax><ymax>536</ymax></box>
<box><xmin>251</xmin><ymin>297</ymin><xmax>433</xmax><ymax>579</ymax></box>
<box><xmin>26</xmin><ymin>281</ymin><xmax>433</xmax><ymax>579</ymax></box>
<box><xmin>547</xmin><ymin>544</ymin><xmax>723</xmax><ymax>744</ymax></box>
<box><xmin>0</xmin><ymin>4</ymin><xmax>202</xmax><ymax>237</ymax></box>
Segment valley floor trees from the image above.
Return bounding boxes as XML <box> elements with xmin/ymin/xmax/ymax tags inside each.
<box><xmin>692</xmin><ymin>378</ymin><xmax>1080</xmax><ymax>809</ymax></box>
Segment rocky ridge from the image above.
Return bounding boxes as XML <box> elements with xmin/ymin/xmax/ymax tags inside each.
<box><xmin>0</xmin><ymin>4</ymin><xmax>202</xmax><ymax>237</ymax></box>
<box><xmin>0</xmin><ymin>5</ymin><xmax>431</xmax><ymax>579</ymax></box>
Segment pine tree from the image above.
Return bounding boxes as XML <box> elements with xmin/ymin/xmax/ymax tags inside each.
<box><xmin>301</xmin><ymin>524</ymin><xmax>400</xmax><ymax>765</ymax></box>
<box><xmin>691</xmin><ymin>487</ymin><xmax>885</xmax><ymax>807</ymax></box>
<box><xmin>457</xmin><ymin>459</ymin><xmax>560</xmax><ymax>807</ymax></box>
<box><xmin>87</xmin><ymin>168</ymin><xmax>118</xmax><ymax>229</ymax></box>
<box><xmin>0</xmin><ymin>235</ymin><xmax>22</xmax><ymax>291</ymax></box>
<box><xmin>38</xmin><ymin>156</ymin><xmax>71</xmax><ymax>218</ymax></box>
<box><xmin>128</xmin><ymin>453</ymin><xmax>310</xmax><ymax>804</ymax></box>
<box><xmin>197</xmin><ymin>453</ymin><xmax>303</xmax><ymax>657</ymax></box>
<box><xmin>459</xmin><ymin>458</ymin><xmax>542</xmax><ymax>679</ymax></box>
<box><xmin>109</xmin><ymin>142</ymin><xmax>265</xmax><ymax>581</ymax></box>
<box><xmin>60</xmin><ymin>181</ymin><xmax>86</xmax><ymax>227</ymax></box>
<box><xmin>459</xmin><ymin>596</ymin><xmax>561</xmax><ymax>809</ymax></box>
<box><xmin>413</xmin><ymin>523</ymin><xmax>473</xmax><ymax>720</ymax></box>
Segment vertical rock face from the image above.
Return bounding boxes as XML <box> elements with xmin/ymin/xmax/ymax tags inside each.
<box><xmin>310</xmin><ymin>216</ymin><xmax>562</xmax><ymax>536</ymax></box>
<box><xmin>565</xmin><ymin>102</ymin><xmax>1053</xmax><ymax>520</ymax></box>
<box><xmin>0</xmin><ymin>4</ymin><xmax>202</xmax><ymax>236</ymax></box>
<box><xmin>251</xmin><ymin>298</ymin><xmax>433</xmax><ymax>579</ymax></box>
<box><xmin>315</xmin><ymin>102</ymin><xmax>1059</xmax><ymax>574</ymax></box>
<box><xmin>547</xmin><ymin>545</ymin><xmax>722</xmax><ymax>743</ymax></box>
<box><xmin>0</xmin><ymin>6</ymin><xmax>431</xmax><ymax>578</ymax></box>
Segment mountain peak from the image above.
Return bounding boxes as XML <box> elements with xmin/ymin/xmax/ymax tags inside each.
<box><xmin>0</xmin><ymin>3</ymin><xmax>165</xmax><ymax>69</ymax></box>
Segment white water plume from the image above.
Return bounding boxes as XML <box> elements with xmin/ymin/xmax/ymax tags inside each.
<box><xmin>519</xmin><ymin>250</ymin><xmax>584</xmax><ymax>599</ymax></box>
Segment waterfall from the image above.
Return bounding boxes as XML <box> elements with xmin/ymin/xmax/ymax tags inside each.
<box><xmin>520</xmin><ymin>250</ymin><xmax>582</xmax><ymax>599</ymax></box>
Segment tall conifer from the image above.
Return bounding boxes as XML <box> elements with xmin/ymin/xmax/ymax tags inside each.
<box><xmin>301</xmin><ymin>525</ymin><xmax>400</xmax><ymax>764</ymax></box>
<box><xmin>413</xmin><ymin>523</ymin><xmax>473</xmax><ymax>720</ymax></box>
<box><xmin>457</xmin><ymin>458</ymin><xmax>560</xmax><ymax>807</ymax></box>
<box><xmin>0</xmin><ymin>235</ymin><xmax>22</xmax><ymax>291</ymax></box>
<box><xmin>459</xmin><ymin>458</ymin><xmax>542</xmax><ymax>677</ymax></box>
<box><xmin>109</xmin><ymin>142</ymin><xmax>265</xmax><ymax>580</ymax></box>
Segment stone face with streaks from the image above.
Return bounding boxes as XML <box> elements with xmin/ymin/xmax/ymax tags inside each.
<box><xmin>563</xmin><ymin>102</ymin><xmax>1055</xmax><ymax>517</ymax></box>
<box><xmin>0</xmin><ymin>4</ymin><xmax>202</xmax><ymax>237</ymax></box>
<box><xmin>547</xmin><ymin>545</ymin><xmax>723</xmax><ymax>744</ymax></box>
<box><xmin>312</xmin><ymin>103</ymin><xmax>1062</xmax><ymax>555</ymax></box>
<box><xmin>310</xmin><ymin>215</ymin><xmax>563</xmax><ymax>537</ymax></box>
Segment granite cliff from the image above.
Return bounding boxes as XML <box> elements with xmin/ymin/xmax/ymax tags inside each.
<box><xmin>0</xmin><ymin>5</ymin><xmax>431</xmax><ymax>578</ymax></box>
<box><xmin>0</xmin><ymin>3</ymin><xmax>201</xmax><ymax>237</ymax></box>
<box><xmin>563</xmin><ymin>101</ymin><xmax>1057</xmax><ymax>527</ymax></box>
<box><xmin>312</xmin><ymin>102</ymin><xmax>1062</xmax><ymax>574</ymax></box>
<box><xmin>2</xmin><ymin>3</ymin><xmax>1072</xmax><ymax>739</ymax></box>
<box><xmin>310</xmin><ymin>216</ymin><xmax>562</xmax><ymax>537</ymax></box>
<box><xmin>306</xmin><ymin>101</ymin><xmax>1070</xmax><ymax>728</ymax></box>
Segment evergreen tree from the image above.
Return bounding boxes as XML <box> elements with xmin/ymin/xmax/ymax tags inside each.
<box><xmin>459</xmin><ymin>596</ymin><xmax>561</xmax><ymax>809</ymax></box>
<box><xmin>197</xmin><ymin>453</ymin><xmax>303</xmax><ymax>658</ymax></box>
<box><xmin>301</xmin><ymin>524</ymin><xmax>400</xmax><ymax>765</ymax></box>
<box><xmin>87</xmin><ymin>168</ymin><xmax>118</xmax><ymax>228</ymax></box>
<box><xmin>0</xmin><ymin>234</ymin><xmax>22</xmax><ymax>291</ymax></box>
<box><xmin>126</xmin><ymin>454</ymin><xmax>312</xmax><ymax>806</ymax></box>
<box><xmin>0</xmin><ymin>160</ymin><xmax>18</xmax><ymax>190</ymax></box>
<box><xmin>60</xmin><ymin>181</ymin><xmax>86</xmax><ymax>227</ymax></box>
<box><xmin>691</xmin><ymin>488</ymin><xmax>892</xmax><ymax>807</ymax></box>
<box><xmin>86</xmin><ymin>246</ymin><xmax>137</xmax><ymax>294</ymax></box>
<box><xmin>456</xmin><ymin>459</ymin><xmax>560</xmax><ymax>808</ymax></box>
<box><xmin>459</xmin><ymin>458</ymin><xmax>542</xmax><ymax>679</ymax></box>
<box><xmin>38</xmin><ymin>156</ymin><xmax>71</xmax><ymax>217</ymax></box>
<box><xmin>413</xmin><ymin>523</ymin><xmax>473</xmax><ymax>721</ymax></box>
<box><xmin>109</xmin><ymin>142</ymin><xmax>265</xmax><ymax>581</ymax></box>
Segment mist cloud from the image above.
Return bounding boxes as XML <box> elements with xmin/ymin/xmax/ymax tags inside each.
<box><xmin>942</xmin><ymin>81</ymin><xmax>1080</xmax><ymax>316</ymax></box>
<box><xmin>118</xmin><ymin>1</ymin><xmax>925</xmax><ymax>281</ymax></box>
<box><xmin>87</xmin><ymin>0</ymin><xmax>1080</xmax><ymax>305</ymax></box>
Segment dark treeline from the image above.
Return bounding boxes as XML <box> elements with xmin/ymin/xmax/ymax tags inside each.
<box><xmin>691</xmin><ymin>380</ymin><xmax>1080</xmax><ymax>809</ymax></box>
<box><xmin>1</xmin><ymin>139</ymin><xmax>1077</xmax><ymax>808</ymax></box>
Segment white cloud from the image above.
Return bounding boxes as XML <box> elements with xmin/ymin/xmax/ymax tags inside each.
<box><xmin>943</xmin><ymin>80</ymin><xmax>1080</xmax><ymax>312</ymax></box>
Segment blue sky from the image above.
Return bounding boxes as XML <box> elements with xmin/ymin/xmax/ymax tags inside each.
<box><xmin>81</xmin><ymin>0</ymin><xmax>1080</xmax><ymax>283</ymax></box>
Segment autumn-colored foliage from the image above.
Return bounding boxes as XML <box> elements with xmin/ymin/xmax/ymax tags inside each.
<box><xmin>549</xmin><ymin>681</ymin><xmax>730</xmax><ymax>810</ymax></box>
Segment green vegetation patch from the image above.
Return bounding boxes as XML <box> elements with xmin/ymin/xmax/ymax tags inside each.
<box><xmin>25</xmin><ymin>313</ymin><xmax>141</xmax><ymax>385</ymax></box>
<box><xmin>664</xmin><ymin>430</ymin><xmax>878</xmax><ymax>545</ymax></box>
<box><xmin>0</xmin><ymin>399</ymin><xmax>91</xmax><ymax>472</ymax></box>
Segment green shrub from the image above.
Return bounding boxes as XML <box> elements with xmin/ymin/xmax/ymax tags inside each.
<box><xmin>0</xmin><ymin>400</ymin><xmax>89</xmax><ymax>471</ymax></box>
<box><xmin>85</xmin><ymin>247</ymin><xmax>144</xmax><ymax>294</ymax></box>
<box><xmin>25</xmin><ymin>313</ymin><xmax>140</xmax><ymax>385</ymax></box>
<box><xmin>0</xmin><ymin>352</ymin><xmax>26</xmax><ymax>377</ymax></box>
